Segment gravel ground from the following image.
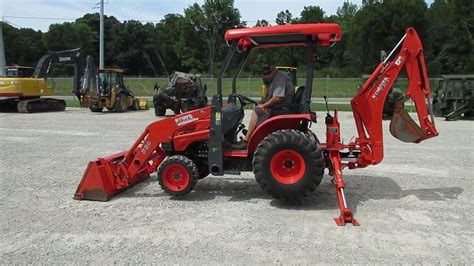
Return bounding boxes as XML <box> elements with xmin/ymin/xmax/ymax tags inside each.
<box><xmin>0</xmin><ymin>108</ymin><xmax>472</xmax><ymax>264</ymax></box>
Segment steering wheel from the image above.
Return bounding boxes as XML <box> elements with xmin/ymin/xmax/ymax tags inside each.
<box><xmin>229</xmin><ymin>93</ymin><xmax>258</xmax><ymax>107</ymax></box>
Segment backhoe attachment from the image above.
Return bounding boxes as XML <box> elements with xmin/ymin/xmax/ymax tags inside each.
<box><xmin>328</xmin><ymin>28</ymin><xmax>439</xmax><ymax>226</ymax></box>
<box><xmin>351</xmin><ymin>27</ymin><xmax>438</xmax><ymax>166</ymax></box>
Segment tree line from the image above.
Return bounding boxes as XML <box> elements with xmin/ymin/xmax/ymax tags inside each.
<box><xmin>2</xmin><ymin>0</ymin><xmax>472</xmax><ymax>77</ymax></box>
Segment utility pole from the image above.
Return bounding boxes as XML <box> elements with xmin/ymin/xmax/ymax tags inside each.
<box><xmin>0</xmin><ymin>24</ymin><xmax>6</xmax><ymax>76</ymax></box>
<box><xmin>99</xmin><ymin>0</ymin><xmax>104</xmax><ymax>69</ymax></box>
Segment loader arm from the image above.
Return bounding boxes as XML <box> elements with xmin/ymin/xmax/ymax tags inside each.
<box><xmin>74</xmin><ymin>107</ymin><xmax>211</xmax><ymax>201</ymax></box>
<box><xmin>350</xmin><ymin>27</ymin><xmax>438</xmax><ymax>167</ymax></box>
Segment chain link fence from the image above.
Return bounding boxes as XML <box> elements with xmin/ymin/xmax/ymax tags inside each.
<box><xmin>48</xmin><ymin>76</ymin><xmax>441</xmax><ymax>98</ymax></box>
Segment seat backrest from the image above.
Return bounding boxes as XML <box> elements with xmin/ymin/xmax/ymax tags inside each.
<box><xmin>293</xmin><ymin>86</ymin><xmax>305</xmax><ymax>104</ymax></box>
<box><xmin>268</xmin><ymin>86</ymin><xmax>307</xmax><ymax>117</ymax></box>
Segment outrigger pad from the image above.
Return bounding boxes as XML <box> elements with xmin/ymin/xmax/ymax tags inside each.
<box><xmin>389</xmin><ymin>100</ymin><xmax>427</xmax><ymax>143</ymax></box>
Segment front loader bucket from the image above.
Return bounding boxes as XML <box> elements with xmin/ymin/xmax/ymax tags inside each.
<box><xmin>74</xmin><ymin>152</ymin><xmax>150</xmax><ymax>201</ymax></box>
<box><xmin>138</xmin><ymin>97</ymin><xmax>149</xmax><ymax>110</ymax></box>
<box><xmin>389</xmin><ymin>100</ymin><xmax>428</xmax><ymax>143</ymax></box>
<box><xmin>74</xmin><ymin>159</ymin><xmax>117</xmax><ymax>201</ymax></box>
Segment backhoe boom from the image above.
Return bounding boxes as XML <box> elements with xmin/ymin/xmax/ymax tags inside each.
<box><xmin>350</xmin><ymin>27</ymin><xmax>438</xmax><ymax>167</ymax></box>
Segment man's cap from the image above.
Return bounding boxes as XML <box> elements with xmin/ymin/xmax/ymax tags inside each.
<box><xmin>262</xmin><ymin>64</ymin><xmax>274</xmax><ymax>74</ymax></box>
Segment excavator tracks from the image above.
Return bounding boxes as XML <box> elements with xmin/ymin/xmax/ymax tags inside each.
<box><xmin>17</xmin><ymin>98</ymin><xmax>66</xmax><ymax>113</ymax></box>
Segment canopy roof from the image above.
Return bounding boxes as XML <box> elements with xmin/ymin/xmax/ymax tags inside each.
<box><xmin>224</xmin><ymin>23</ymin><xmax>342</xmax><ymax>49</ymax></box>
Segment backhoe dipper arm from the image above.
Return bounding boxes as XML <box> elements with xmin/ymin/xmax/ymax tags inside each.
<box><xmin>350</xmin><ymin>28</ymin><xmax>438</xmax><ymax>167</ymax></box>
<box><xmin>74</xmin><ymin>55</ymin><xmax>97</xmax><ymax>104</ymax></box>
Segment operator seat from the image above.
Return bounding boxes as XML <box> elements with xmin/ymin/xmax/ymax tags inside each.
<box><xmin>268</xmin><ymin>85</ymin><xmax>306</xmax><ymax>117</ymax></box>
<box><xmin>292</xmin><ymin>85</ymin><xmax>305</xmax><ymax>112</ymax></box>
<box><xmin>221</xmin><ymin>98</ymin><xmax>245</xmax><ymax>143</ymax></box>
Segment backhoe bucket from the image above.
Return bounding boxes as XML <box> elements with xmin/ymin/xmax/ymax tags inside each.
<box><xmin>389</xmin><ymin>99</ymin><xmax>427</xmax><ymax>143</ymax></box>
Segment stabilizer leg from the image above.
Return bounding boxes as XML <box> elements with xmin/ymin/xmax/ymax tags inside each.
<box><xmin>329</xmin><ymin>151</ymin><xmax>359</xmax><ymax>226</ymax></box>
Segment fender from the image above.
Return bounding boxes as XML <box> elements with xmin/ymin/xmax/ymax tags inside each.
<box><xmin>247</xmin><ymin>114</ymin><xmax>312</xmax><ymax>153</ymax></box>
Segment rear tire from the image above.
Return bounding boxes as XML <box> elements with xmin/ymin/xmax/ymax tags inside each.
<box><xmin>253</xmin><ymin>129</ymin><xmax>324</xmax><ymax>203</ymax></box>
<box><xmin>114</xmin><ymin>93</ymin><xmax>128</xmax><ymax>113</ymax></box>
<box><xmin>131</xmin><ymin>98</ymin><xmax>140</xmax><ymax>110</ymax></box>
<box><xmin>157</xmin><ymin>155</ymin><xmax>199</xmax><ymax>196</ymax></box>
<box><xmin>463</xmin><ymin>110</ymin><xmax>474</xmax><ymax>119</ymax></box>
<box><xmin>155</xmin><ymin>106</ymin><xmax>166</xmax><ymax>116</ymax></box>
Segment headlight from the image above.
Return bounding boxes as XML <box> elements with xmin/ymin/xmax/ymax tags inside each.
<box><xmin>10</xmin><ymin>81</ymin><xmax>18</xmax><ymax>85</ymax></box>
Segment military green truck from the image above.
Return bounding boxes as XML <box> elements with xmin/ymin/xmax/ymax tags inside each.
<box><xmin>153</xmin><ymin>72</ymin><xmax>208</xmax><ymax>116</ymax></box>
<box><xmin>432</xmin><ymin>75</ymin><xmax>474</xmax><ymax>120</ymax></box>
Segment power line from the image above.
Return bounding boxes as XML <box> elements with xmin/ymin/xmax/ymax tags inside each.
<box><xmin>2</xmin><ymin>15</ymin><xmax>76</xmax><ymax>21</ymax></box>
<box><xmin>1</xmin><ymin>18</ymin><xmax>23</xmax><ymax>28</ymax></box>
<box><xmin>3</xmin><ymin>14</ymin><xmax>163</xmax><ymax>24</ymax></box>
<box><xmin>2</xmin><ymin>15</ymin><xmax>276</xmax><ymax>26</ymax></box>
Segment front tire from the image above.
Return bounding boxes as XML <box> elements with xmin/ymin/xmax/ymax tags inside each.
<box><xmin>89</xmin><ymin>104</ymin><xmax>103</xmax><ymax>112</ymax></box>
<box><xmin>157</xmin><ymin>155</ymin><xmax>199</xmax><ymax>196</ymax></box>
<box><xmin>432</xmin><ymin>100</ymin><xmax>443</xmax><ymax>117</ymax></box>
<box><xmin>181</xmin><ymin>100</ymin><xmax>195</xmax><ymax>113</ymax></box>
<box><xmin>253</xmin><ymin>129</ymin><xmax>324</xmax><ymax>203</ymax></box>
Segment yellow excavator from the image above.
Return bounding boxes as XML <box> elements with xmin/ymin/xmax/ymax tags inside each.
<box><xmin>0</xmin><ymin>48</ymin><xmax>84</xmax><ymax>112</ymax></box>
<box><xmin>0</xmin><ymin>48</ymin><xmax>148</xmax><ymax>113</ymax></box>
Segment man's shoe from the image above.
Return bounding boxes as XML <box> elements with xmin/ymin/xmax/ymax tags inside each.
<box><xmin>231</xmin><ymin>140</ymin><xmax>248</xmax><ymax>150</ymax></box>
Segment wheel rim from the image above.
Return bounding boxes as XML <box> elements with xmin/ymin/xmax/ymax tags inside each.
<box><xmin>162</xmin><ymin>164</ymin><xmax>190</xmax><ymax>192</ymax></box>
<box><xmin>270</xmin><ymin>149</ymin><xmax>306</xmax><ymax>185</ymax></box>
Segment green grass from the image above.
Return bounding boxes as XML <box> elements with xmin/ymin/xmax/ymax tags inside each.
<box><xmin>311</xmin><ymin>103</ymin><xmax>353</xmax><ymax>112</ymax></box>
<box><xmin>50</xmin><ymin>77</ymin><xmax>442</xmax><ymax>99</ymax></box>
<box><xmin>50</xmin><ymin>77</ymin><xmax>363</xmax><ymax>98</ymax></box>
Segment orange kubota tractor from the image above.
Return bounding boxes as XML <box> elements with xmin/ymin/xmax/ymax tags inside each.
<box><xmin>74</xmin><ymin>24</ymin><xmax>438</xmax><ymax>226</ymax></box>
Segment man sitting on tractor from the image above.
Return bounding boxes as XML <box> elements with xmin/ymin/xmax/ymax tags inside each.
<box><xmin>233</xmin><ymin>64</ymin><xmax>295</xmax><ymax>149</ymax></box>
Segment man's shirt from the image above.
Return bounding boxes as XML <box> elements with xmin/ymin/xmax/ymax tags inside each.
<box><xmin>266</xmin><ymin>71</ymin><xmax>294</xmax><ymax>108</ymax></box>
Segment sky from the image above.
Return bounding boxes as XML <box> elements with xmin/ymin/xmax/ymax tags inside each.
<box><xmin>1</xmin><ymin>0</ymin><xmax>434</xmax><ymax>32</ymax></box>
